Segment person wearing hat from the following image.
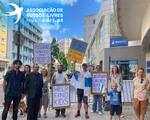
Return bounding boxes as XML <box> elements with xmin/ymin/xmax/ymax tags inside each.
<box><xmin>52</xmin><ymin>63</ymin><xmax>68</xmax><ymax>118</ymax></box>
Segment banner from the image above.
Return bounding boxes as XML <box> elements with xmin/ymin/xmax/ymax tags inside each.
<box><xmin>68</xmin><ymin>38</ymin><xmax>88</xmax><ymax>63</ymax></box>
<box><xmin>33</xmin><ymin>43</ymin><xmax>51</xmax><ymax>64</ymax></box>
<box><xmin>92</xmin><ymin>73</ymin><xmax>108</xmax><ymax>94</ymax></box>
<box><xmin>52</xmin><ymin>84</ymin><xmax>70</xmax><ymax>109</ymax></box>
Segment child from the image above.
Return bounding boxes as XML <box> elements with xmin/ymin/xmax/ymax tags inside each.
<box><xmin>106</xmin><ymin>82</ymin><xmax>122</xmax><ymax>120</ymax></box>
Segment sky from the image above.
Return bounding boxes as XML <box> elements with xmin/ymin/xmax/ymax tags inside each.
<box><xmin>1</xmin><ymin>0</ymin><xmax>102</xmax><ymax>42</ymax></box>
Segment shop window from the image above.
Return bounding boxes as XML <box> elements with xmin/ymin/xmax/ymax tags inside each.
<box><xmin>110</xmin><ymin>60</ymin><xmax>138</xmax><ymax>80</ymax></box>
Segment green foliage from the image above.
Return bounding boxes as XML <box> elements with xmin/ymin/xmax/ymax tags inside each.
<box><xmin>51</xmin><ymin>37</ymin><xmax>70</xmax><ymax>72</ymax></box>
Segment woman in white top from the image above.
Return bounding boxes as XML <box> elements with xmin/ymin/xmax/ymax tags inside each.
<box><xmin>132</xmin><ymin>68</ymin><xmax>150</xmax><ymax>120</ymax></box>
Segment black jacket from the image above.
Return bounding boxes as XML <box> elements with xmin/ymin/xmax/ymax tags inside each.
<box><xmin>25</xmin><ymin>72</ymin><xmax>43</xmax><ymax>99</ymax></box>
<box><xmin>4</xmin><ymin>70</ymin><xmax>25</xmax><ymax>97</ymax></box>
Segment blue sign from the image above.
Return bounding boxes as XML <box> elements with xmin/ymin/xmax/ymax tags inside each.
<box><xmin>70</xmin><ymin>38</ymin><xmax>88</xmax><ymax>53</ymax></box>
<box><xmin>147</xmin><ymin>69</ymin><xmax>150</xmax><ymax>74</ymax></box>
<box><xmin>147</xmin><ymin>61</ymin><xmax>150</xmax><ymax>68</ymax></box>
<box><xmin>85</xmin><ymin>77</ymin><xmax>92</xmax><ymax>87</ymax></box>
<box><xmin>110</xmin><ymin>36</ymin><xmax>128</xmax><ymax>48</ymax></box>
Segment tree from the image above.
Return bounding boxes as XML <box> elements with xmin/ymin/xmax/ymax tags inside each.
<box><xmin>51</xmin><ymin>37</ymin><xmax>69</xmax><ymax>72</ymax></box>
<box><xmin>51</xmin><ymin>37</ymin><xmax>60</xmax><ymax>73</ymax></box>
<box><xmin>58</xmin><ymin>51</ymin><xmax>68</xmax><ymax>71</ymax></box>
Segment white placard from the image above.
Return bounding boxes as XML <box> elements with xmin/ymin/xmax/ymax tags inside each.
<box><xmin>52</xmin><ymin>84</ymin><xmax>70</xmax><ymax>108</ymax></box>
<box><xmin>92</xmin><ymin>73</ymin><xmax>107</xmax><ymax>94</ymax></box>
<box><xmin>34</xmin><ymin>43</ymin><xmax>51</xmax><ymax>64</ymax></box>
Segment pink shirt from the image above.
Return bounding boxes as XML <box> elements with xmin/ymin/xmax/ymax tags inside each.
<box><xmin>133</xmin><ymin>77</ymin><xmax>149</xmax><ymax>101</ymax></box>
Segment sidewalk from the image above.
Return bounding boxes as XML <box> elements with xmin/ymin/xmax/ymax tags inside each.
<box><xmin>0</xmin><ymin>104</ymin><xmax>149</xmax><ymax>120</ymax></box>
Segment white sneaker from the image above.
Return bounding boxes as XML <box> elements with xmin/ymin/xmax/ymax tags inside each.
<box><xmin>98</xmin><ymin>112</ymin><xmax>102</xmax><ymax>115</ymax></box>
<box><xmin>121</xmin><ymin>114</ymin><xmax>125</xmax><ymax>118</ymax></box>
<box><xmin>91</xmin><ymin>110</ymin><xmax>94</xmax><ymax>113</ymax></box>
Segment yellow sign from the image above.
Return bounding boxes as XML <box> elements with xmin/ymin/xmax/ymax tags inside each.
<box><xmin>0</xmin><ymin>17</ymin><xmax>8</xmax><ymax>62</ymax></box>
<box><xmin>68</xmin><ymin>49</ymin><xmax>84</xmax><ymax>64</ymax></box>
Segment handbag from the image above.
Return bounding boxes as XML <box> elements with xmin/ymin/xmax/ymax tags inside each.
<box><xmin>42</xmin><ymin>88</ymin><xmax>48</xmax><ymax>96</ymax></box>
<box><xmin>104</xmin><ymin>100</ymin><xmax>110</xmax><ymax>111</ymax></box>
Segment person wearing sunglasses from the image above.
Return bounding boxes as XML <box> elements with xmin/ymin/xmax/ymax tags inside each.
<box><xmin>132</xmin><ymin>67</ymin><xmax>150</xmax><ymax>120</ymax></box>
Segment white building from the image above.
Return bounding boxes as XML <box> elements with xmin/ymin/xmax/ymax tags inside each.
<box><xmin>116</xmin><ymin>0</ymin><xmax>150</xmax><ymax>77</ymax></box>
<box><xmin>85</xmin><ymin>0</ymin><xmax>145</xmax><ymax>80</ymax></box>
<box><xmin>58</xmin><ymin>38</ymin><xmax>72</xmax><ymax>56</ymax></box>
<box><xmin>0</xmin><ymin>2</ymin><xmax>8</xmax><ymax>78</ymax></box>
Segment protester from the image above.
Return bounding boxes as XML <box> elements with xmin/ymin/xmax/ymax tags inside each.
<box><xmin>110</xmin><ymin>66</ymin><xmax>123</xmax><ymax>115</ymax></box>
<box><xmin>106</xmin><ymin>82</ymin><xmax>122</xmax><ymax>120</ymax></box>
<box><xmin>52</xmin><ymin>63</ymin><xmax>68</xmax><ymax>118</ymax></box>
<box><xmin>22</xmin><ymin>65</ymin><xmax>31</xmax><ymax>115</ymax></box>
<box><xmin>38</xmin><ymin>68</ymin><xmax>49</xmax><ymax>119</ymax></box>
<box><xmin>75</xmin><ymin>63</ymin><xmax>92</xmax><ymax>119</ymax></box>
<box><xmin>25</xmin><ymin>64</ymin><xmax>43</xmax><ymax>120</ymax></box>
<box><xmin>2</xmin><ymin>60</ymin><xmax>25</xmax><ymax>120</ymax></box>
<box><xmin>91</xmin><ymin>65</ymin><xmax>103</xmax><ymax>115</ymax></box>
<box><xmin>132</xmin><ymin>68</ymin><xmax>150</xmax><ymax>120</ymax></box>
<box><xmin>24</xmin><ymin>65</ymin><xmax>31</xmax><ymax>77</ymax></box>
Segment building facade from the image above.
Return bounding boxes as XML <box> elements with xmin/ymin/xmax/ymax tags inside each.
<box><xmin>0</xmin><ymin>2</ymin><xmax>8</xmax><ymax>78</ymax></box>
<box><xmin>84</xmin><ymin>14</ymin><xmax>97</xmax><ymax>43</ymax></box>
<box><xmin>58</xmin><ymin>38</ymin><xmax>72</xmax><ymax>56</ymax></box>
<box><xmin>85</xmin><ymin>0</ymin><xmax>145</xmax><ymax>80</ymax></box>
<box><xmin>7</xmin><ymin>0</ymin><xmax>43</xmax><ymax>66</ymax></box>
<box><xmin>116</xmin><ymin>0</ymin><xmax>150</xmax><ymax>77</ymax></box>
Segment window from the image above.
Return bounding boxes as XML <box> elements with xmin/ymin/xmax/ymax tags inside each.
<box><xmin>93</xmin><ymin>19</ymin><xmax>96</xmax><ymax>24</ymax></box>
<box><xmin>110</xmin><ymin>60</ymin><xmax>138</xmax><ymax>80</ymax></box>
<box><xmin>0</xmin><ymin>38</ymin><xmax>5</xmax><ymax>44</ymax></box>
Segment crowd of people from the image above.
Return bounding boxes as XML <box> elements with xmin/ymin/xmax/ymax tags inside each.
<box><xmin>1</xmin><ymin>59</ymin><xmax>150</xmax><ymax>120</ymax></box>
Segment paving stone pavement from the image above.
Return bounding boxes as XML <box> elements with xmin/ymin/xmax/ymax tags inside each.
<box><xmin>0</xmin><ymin>104</ymin><xmax>149</xmax><ymax>120</ymax></box>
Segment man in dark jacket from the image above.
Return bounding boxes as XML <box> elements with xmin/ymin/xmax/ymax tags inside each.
<box><xmin>25</xmin><ymin>64</ymin><xmax>43</xmax><ymax>120</ymax></box>
<box><xmin>2</xmin><ymin>60</ymin><xmax>25</xmax><ymax>120</ymax></box>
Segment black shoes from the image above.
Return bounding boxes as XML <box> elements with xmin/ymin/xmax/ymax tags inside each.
<box><xmin>55</xmin><ymin>113</ymin><xmax>66</xmax><ymax>118</ymax></box>
<box><xmin>55</xmin><ymin>114</ymin><xmax>59</xmax><ymax>118</ymax></box>
<box><xmin>75</xmin><ymin>113</ymin><xmax>81</xmax><ymax>118</ymax></box>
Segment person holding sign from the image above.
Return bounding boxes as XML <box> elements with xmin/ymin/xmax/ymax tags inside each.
<box><xmin>52</xmin><ymin>63</ymin><xmax>68</xmax><ymax>118</ymax></box>
<box><xmin>91</xmin><ymin>65</ymin><xmax>103</xmax><ymax>115</ymax></box>
<box><xmin>74</xmin><ymin>63</ymin><xmax>92</xmax><ymax>119</ymax></box>
<box><xmin>132</xmin><ymin>68</ymin><xmax>150</xmax><ymax>120</ymax></box>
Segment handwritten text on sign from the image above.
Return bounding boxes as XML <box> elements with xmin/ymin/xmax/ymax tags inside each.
<box><xmin>34</xmin><ymin>43</ymin><xmax>51</xmax><ymax>64</ymax></box>
<box><xmin>92</xmin><ymin>73</ymin><xmax>107</xmax><ymax>94</ymax></box>
<box><xmin>52</xmin><ymin>85</ymin><xmax>70</xmax><ymax>108</ymax></box>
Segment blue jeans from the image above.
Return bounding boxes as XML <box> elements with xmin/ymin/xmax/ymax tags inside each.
<box><xmin>92</xmin><ymin>95</ymin><xmax>102</xmax><ymax>112</ymax></box>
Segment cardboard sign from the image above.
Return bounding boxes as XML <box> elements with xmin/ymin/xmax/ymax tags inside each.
<box><xmin>68</xmin><ymin>38</ymin><xmax>87</xmax><ymax>63</ymax></box>
<box><xmin>52</xmin><ymin>84</ymin><xmax>70</xmax><ymax>109</ymax></box>
<box><xmin>92</xmin><ymin>73</ymin><xmax>107</xmax><ymax>94</ymax></box>
<box><xmin>33</xmin><ymin>43</ymin><xmax>51</xmax><ymax>64</ymax></box>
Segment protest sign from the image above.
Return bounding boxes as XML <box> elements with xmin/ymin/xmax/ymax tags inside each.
<box><xmin>68</xmin><ymin>38</ymin><xmax>87</xmax><ymax>63</ymax></box>
<box><xmin>33</xmin><ymin>43</ymin><xmax>51</xmax><ymax>64</ymax></box>
<box><xmin>52</xmin><ymin>84</ymin><xmax>70</xmax><ymax>109</ymax></box>
<box><xmin>92</xmin><ymin>72</ymin><xmax>108</xmax><ymax>94</ymax></box>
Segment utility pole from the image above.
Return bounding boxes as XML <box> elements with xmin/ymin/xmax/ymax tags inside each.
<box><xmin>17</xmin><ymin>0</ymin><xmax>21</xmax><ymax>60</ymax></box>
